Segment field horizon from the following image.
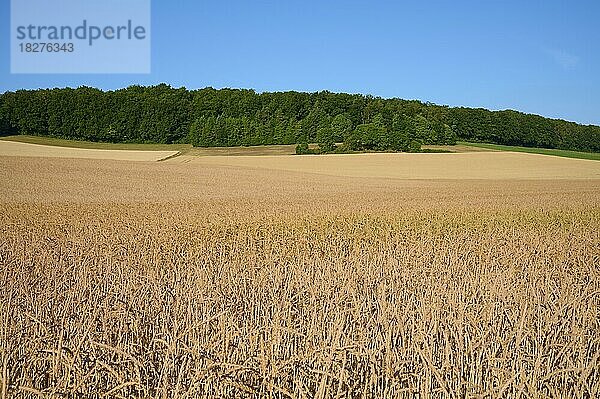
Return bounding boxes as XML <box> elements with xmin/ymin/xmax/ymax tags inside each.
<box><xmin>1</xmin><ymin>138</ymin><xmax>599</xmax><ymax>184</ymax></box>
<box><xmin>3</xmin><ymin>134</ymin><xmax>600</xmax><ymax>161</ymax></box>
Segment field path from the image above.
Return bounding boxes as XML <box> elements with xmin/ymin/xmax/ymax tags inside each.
<box><xmin>169</xmin><ymin>151</ymin><xmax>600</xmax><ymax>180</ymax></box>
<box><xmin>0</xmin><ymin>140</ymin><xmax>179</xmax><ymax>162</ymax></box>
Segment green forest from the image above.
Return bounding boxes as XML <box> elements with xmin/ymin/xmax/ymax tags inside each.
<box><xmin>0</xmin><ymin>84</ymin><xmax>598</xmax><ymax>153</ymax></box>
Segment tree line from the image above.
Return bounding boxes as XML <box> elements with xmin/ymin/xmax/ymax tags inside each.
<box><xmin>0</xmin><ymin>84</ymin><xmax>598</xmax><ymax>153</ymax></box>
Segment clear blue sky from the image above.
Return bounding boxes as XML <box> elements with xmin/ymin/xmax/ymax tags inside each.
<box><xmin>2</xmin><ymin>0</ymin><xmax>599</xmax><ymax>125</ymax></box>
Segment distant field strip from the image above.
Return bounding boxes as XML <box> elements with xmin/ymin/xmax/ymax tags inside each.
<box><xmin>460</xmin><ymin>141</ymin><xmax>600</xmax><ymax>160</ymax></box>
<box><xmin>0</xmin><ymin>140</ymin><xmax>179</xmax><ymax>161</ymax></box>
<box><xmin>170</xmin><ymin>152</ymin><xmax>600</xmax><ymax>180</ymax></box>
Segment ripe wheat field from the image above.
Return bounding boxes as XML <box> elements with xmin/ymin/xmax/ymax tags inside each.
<box><xmin>0</xmin><ymin>141</ymin><xmax>179</xmax><ymax>162</ymax></box>
<box><xmin>1</xmin><ymin>153</ymin><xmax>599</xmax><ymax>398</ymax></box>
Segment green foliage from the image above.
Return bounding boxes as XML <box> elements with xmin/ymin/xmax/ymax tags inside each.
<box><xmin>342</xmin><ymin>114</ymin><xmax>422</xmax><ymax>153</ymax></box>
<box><xmin>448</xmin><ymin>107</ymin><xmax>599</xmax><ymax>152</ymax></box>
<box><xmin>317</xmin><ymin>127</ymin><xmax>336</xmax><ymax>153</ymax></box>
<box><xmin>0</xmin><ymin>94</ymin><xmax>15</xmax><ymax>136</ymax></box>
<box><xmin>345</xmin><ymin>123</ymin><xmax>386</xmax><ymax>151</ymax></box>
<box><xmin>409</xmin><ymin>140</ymin><xmax>422</xmax><ymax>153</ymax></box>
<box><xmin>295</xmin><ymin>142</ymin><xmax>310</xmax><ymax>155</ymax></box>
<box><xmin>331</xmin><ymin>114</ymin><xmax>353</xmax><ymax>142</ymax></box>
<box><xmin>301</xmin><ymin>107</ymin><xmax>329</xmax><ymax>142</ymax></box>
<box><xmin>0</xmin><ymin>86</ymin><xmax>598</xmax><ymax>153</ymax></box>
<box><xmin>295</xmin><ymin>140</ymin><xmax>319</xmax><ymax>155</ymax></box>
<box><xmin>390</xmin><ymin>114</ymin><xmax>414</xmax><ymax>151</ymax></box>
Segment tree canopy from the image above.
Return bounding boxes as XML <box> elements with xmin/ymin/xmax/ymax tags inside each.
<box><xmin>1</xmin><ymin>85</ymin><xmax>598</xmax><ymax>153</ymax></box>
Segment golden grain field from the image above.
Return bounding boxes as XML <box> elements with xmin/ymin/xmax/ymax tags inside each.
<box><xmin>1</xmin><ymin>154</ymin><xmax>599</xmax><ymax>398</ymax></box>
<box><xmin>0</xmin><ymin>141</ymin><xmax>179</xmax><ymax>162</ymax></box>
<box><xmin>171</xmin><ymin>152</ymin><xmax>600</xmax><ymax>180</ymax></box>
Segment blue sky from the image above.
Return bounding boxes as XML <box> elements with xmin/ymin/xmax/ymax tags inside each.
<box><xmin>2</xmin><ymin>0</ymin><xmax>599</xmax><ymax>125</ymax></box>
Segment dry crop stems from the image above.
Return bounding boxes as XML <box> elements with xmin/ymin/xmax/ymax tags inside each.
<box><xmin>1</xmin><ymin>155</ymin><xmax>599</xmax><ymax>397</ymax></box>
<box><xmin>1</xmin><ymin>203</ymin><xmax>599</xmax><ymax>398</ymax></box>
